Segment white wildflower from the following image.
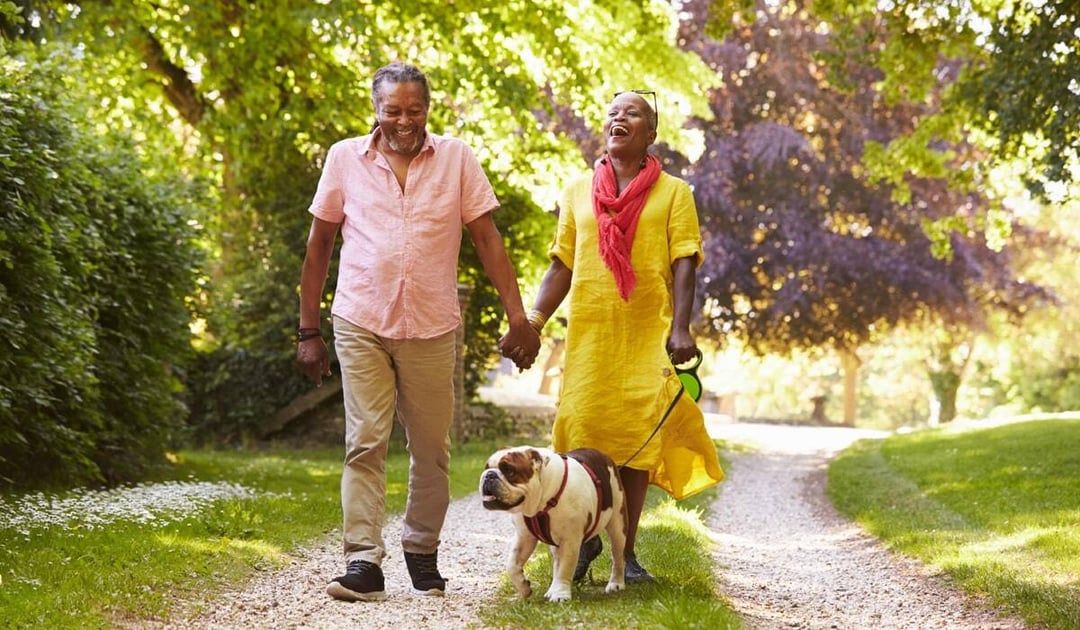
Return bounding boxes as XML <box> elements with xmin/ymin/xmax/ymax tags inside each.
<box><xmin>0</xmin><ymin>481</ymin><xmax>267</xmax><ymax>531</ymax></box>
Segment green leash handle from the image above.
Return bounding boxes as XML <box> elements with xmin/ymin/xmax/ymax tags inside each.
<box><xmin>673</xmin><ymin>349</ymin><xmax>704</xmax><ymax>402</ymax></box>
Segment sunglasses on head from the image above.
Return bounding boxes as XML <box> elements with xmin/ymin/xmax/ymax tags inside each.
<box><xmin>614</xmin><ymin>90</ymin><xmax>658</xmax><ymax>131</ymax></box>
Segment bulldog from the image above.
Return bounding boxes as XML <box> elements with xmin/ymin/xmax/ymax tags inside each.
<box><xmin>480</xmin><ymin>445</ymin><xmax>627</xmax><ymax>602</ymax></box>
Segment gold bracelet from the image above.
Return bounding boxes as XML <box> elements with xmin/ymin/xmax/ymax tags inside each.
<box><xmin>526</xmin><ymin>309</ymin><xmax>548</xmax><ymax>334</ymax></box>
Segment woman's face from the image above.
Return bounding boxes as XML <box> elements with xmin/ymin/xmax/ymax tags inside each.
<box><xmin>603</xmin><ymin>92</ymin><xmax>656</xmax><ymax>158</ymax></box>
<box><xmin>373</xmin><ymin>80</ymin><xmax>429</xmax><ymax>156</ymax></box>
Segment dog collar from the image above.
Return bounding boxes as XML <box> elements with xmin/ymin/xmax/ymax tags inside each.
<box><xmin>523</xmin><ymin>455</ymin><xmax>570</xmax><ymax>546</ymax></box>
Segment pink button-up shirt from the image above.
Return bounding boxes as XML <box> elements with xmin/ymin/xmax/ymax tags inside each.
<box><xmin>308</xmin><ymin>130</ymin><xmax>498</xmax><ymax>339</ymax></box>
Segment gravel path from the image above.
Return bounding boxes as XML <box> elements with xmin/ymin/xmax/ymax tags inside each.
<box><xmin>167</xmin><ymin>421</ymin><xmax>1030</xmax><ymax>629</ymax></box>
<box><xmin>168</xmin><ymin>494</ymin><xmax>513</xmax><ymax>629</ymax></box>
<box><xmin>705</xmin><ymin>422</ymin><xmax>1028</xmax><ymax>630</ymax></box>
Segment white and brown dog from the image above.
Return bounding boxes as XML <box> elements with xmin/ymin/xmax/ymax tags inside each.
<box><xmin>480</xmin><ymin>445</ymin><xmax>627</xmax><ymax>602</ymax></box>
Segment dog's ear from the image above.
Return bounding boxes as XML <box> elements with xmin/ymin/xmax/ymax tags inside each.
<box><xmin>529</xmin><ymin>448</ymin><xmax>545</xmax><ymax>469</ymax></box>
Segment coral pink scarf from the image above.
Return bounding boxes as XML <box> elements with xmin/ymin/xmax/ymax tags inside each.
<box><xmin>592</xmin><ymin>154</ymin><xmax>661</xmax><ymax>300</ymax></box>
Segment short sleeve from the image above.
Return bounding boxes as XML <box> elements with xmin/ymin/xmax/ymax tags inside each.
<box><xmin>668</xmin><ymin>179</ymin><xmax>704</xmax><ymax>267</ymax></box>
<box><xmin>458</xmin><ymin>143</ymin><xmax>499</xmax><ymax>224</ymax></box>
<box><xmin>308</xmin><ymin>142</ymin><xmax>346</xmax><ymax>223</ymax></box>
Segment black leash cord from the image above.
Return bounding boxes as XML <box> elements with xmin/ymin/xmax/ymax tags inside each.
<box><xmin>619</xmin><ymin>383</ymin><xmax>685</xmax><ymax>470</ymax></box>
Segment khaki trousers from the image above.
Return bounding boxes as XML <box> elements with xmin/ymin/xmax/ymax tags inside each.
<box><xmin>333</xmin><ymin>316</ymin><xmax>455</xmax><ymax>565</ymax></box>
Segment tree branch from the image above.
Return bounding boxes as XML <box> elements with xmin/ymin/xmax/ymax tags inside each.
<box><xmin>134</xmin><ymin>26</ymin><xmax>204</xmax><ymax>126</ymax></box>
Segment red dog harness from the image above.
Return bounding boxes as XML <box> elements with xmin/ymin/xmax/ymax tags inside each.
<box><xmin>523</xmin><ymin>454</ymin><xmax>605</xmax><ymax>547</ymax></box>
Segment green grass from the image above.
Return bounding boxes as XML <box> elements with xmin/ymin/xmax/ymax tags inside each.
<box><xmin>828</xmin><ymin>415</ymin><xmax>1080</xmax><ymax>630</ymax></box>
<box><xmin>0</xmin><ymin>441</ymin><xmax>493</xmax><ymax>628</ymax></box>
<box><xmin>474</xmin><ymin>446</ymin><xmax>742</xmax><ymax>630</ymax></box>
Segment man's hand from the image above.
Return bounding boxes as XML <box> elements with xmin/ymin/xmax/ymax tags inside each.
<box><xmin>296</xmin><ymin>337</ymin><xmax>332</xmax><ymax>386</ymax></box>
<box><xmin>499</xmin><ymin>322</ymin><xmax>542</xmax><ymax>371</ymax></box>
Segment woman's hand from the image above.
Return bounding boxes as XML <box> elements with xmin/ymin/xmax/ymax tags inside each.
<box><xmin>667</xmin><ymin>328</ymin><xmax>697</xmax><ymax>366</ymax></box>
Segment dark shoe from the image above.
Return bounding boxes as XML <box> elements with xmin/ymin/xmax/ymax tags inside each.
<box><xmin>624</xmin><ymin>553</ymin><xmax>655</xmax><ymax>583</ymax></box>
<box><xmin>404</xmin><ymin>551</ymin><xmax>446</xmax><ymax>596</ymax></box>
<box><xmin>326</xmin><ymin>559</ymin><xmax>387</xmax><ymax>602</ymax></box>
<box><xmin>573</xmin><ymin>535</ymin><xmax>603</xmax><ymax>583</ymax></box>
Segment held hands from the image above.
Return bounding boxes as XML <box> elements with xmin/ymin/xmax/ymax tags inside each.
<box><xmin>296</xmin><ymin>336</ymin><xmax>332</xmax><ymax>387</ymax></box>
<box><xmin>499</xmin><ymin>319</ymin><xmax>542</xmax><ymax>371</ymax></box>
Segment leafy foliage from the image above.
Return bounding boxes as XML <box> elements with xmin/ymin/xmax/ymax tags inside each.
<box><xmin>812</xmin><ymin>0</ymin><xmax>1079</xmax><ymax>196</ymax></box>
<box><xmin>675</xmin><ymin>1</ymin><xmax>1052</xmax><ymax>355</ymax></box>
<box><xmin>0</xmin><ymin>50</ymin><xmax>203</xmax><ymax>487</ymax></box>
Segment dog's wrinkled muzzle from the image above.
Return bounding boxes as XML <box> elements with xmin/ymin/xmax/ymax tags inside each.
<box><xmin>480</xmin><ymin>469</ymin><xmax>523</xmax><ymax>510</ymax></box>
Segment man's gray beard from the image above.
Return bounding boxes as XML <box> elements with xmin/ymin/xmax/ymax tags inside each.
<box><xmin>385</xmin><ymin>131</ymin><xmax>424</xmax><ymax>155</ymax></box>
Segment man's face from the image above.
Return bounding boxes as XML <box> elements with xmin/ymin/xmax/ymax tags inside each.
<box><xmin>373</xmin><ymin>81</ymin><xmax>429</xmax><ymax>156</ymax></box>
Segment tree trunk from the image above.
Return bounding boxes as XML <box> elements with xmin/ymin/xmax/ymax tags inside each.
<box><xmin>926</xmin><ymin>331</ymin><xmax>975</xmax><ymax>425</ymax></box>
<box><xmin>929</xmin><ymin>370</ymin><xmax>961</xmax><ymax>424</ymax></box>
<box><xmin>840</xmin><ymin>348</ymin><xmax>860</xmax><ymax>427</ymax></box>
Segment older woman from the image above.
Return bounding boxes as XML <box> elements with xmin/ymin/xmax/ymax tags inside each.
<box><xmin>526</xmin><ymin>90</ymin><xmax>724</xmax><ymax>583</ymax></box>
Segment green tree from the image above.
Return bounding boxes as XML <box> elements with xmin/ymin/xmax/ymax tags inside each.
<box><xmin>811</xmin><ymin>0</ymin><xmax>1079</xmax><ymax>197</ymax></box>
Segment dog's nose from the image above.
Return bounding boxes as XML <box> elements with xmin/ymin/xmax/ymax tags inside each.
<box><xmin>481</xmin><ymin>472</ymin><xmax>501</xmax><ymax>495</ymax></box>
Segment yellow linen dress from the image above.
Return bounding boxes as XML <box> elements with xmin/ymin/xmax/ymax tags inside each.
<box><xmin>549</xmin><ymin>170</ymin><xmax>725</xmax><ymax>500</ymax></box>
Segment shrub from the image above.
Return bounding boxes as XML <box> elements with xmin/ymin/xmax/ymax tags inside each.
<box><xmin>0</xmin><ymin>51</ymin><xmax>203</xmax><ymax>488</ymax></box>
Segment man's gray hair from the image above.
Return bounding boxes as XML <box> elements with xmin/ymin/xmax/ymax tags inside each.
<box><xmin>372</xmin><ymin>62</ymin><xmax>431</xmax><ymax>106</ymax></box>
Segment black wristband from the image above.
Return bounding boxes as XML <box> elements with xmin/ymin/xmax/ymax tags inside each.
<box><xmin>297</xmin><ymin>327</ymin><xmax>322</xmax><ymax>342</ymax></box>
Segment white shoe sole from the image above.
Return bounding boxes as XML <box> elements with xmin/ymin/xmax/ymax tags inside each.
<box><xmin>326</xmin><ymin>581</ymin><xmax>388</xmax><ymax>602</ymax></box>
<box><xmin>411</xmin><ymin>587</ymin><xmax>445</xmax><ymax>597</ymax></box>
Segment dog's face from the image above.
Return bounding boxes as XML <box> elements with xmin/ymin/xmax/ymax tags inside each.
<box><xmin>479</xmin><ymin>446</ymin><xmax>549</xmax><ymax>512</ymax></box>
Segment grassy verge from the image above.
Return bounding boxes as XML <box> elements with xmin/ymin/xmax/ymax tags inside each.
<box><xmin>475</xmin><ymin>445</ymin><xmax>742</xmax><ymax>630</ymax></box>
<box><xmin>0</xmin><ymin>441</ymin><xmax>493</xmax><ymax>628</ymax></box>
<box><xmin>828</xmin><ymin>415</ymin><xmax>1080</xmax><ymax>630</ymax></box>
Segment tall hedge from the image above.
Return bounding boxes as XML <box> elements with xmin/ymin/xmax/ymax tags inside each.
<box><xmin>0</xmin><ymin>53</ymin><xmax>203</xmax><ymax>489</ymax></box>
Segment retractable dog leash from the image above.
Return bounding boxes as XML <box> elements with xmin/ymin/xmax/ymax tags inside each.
<box><xmin>619</xmin><ymin>350</ymin><xmax>702</xmax><ymax>469</ymax></box>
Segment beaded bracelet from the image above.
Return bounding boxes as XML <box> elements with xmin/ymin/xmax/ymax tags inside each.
<box><xmin>526</xmin><ymin>309</ymin><xmax>548</xmax><ymax>334</ymax></box>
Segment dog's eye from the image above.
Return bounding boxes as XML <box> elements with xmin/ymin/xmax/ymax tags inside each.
<box><xmin>499</xmin><ymin>462</ymin><xmax>522</xmax><ymax>481</ymax></box>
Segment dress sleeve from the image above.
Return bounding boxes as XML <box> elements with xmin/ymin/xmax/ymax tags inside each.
<box><xmin>668</xmin><ymin>178</ymin><xmax>704</xmax><ymax>267</ymax></box>
<box><xmin>308</xmin><ymin>142</ymin><xmax>346</xmax><ymax>223</ymax></box>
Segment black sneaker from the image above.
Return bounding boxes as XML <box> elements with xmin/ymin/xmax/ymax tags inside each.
<box><xmin>573</xmin><ymin>535</ymin><xmax>603</xmax><ymax>583</ymax></box>
<box><xmin>326</xmin><ymin>559</ymin><xmax>387</xmax><ymax>602</ymax></box>
<box><xmin>403</xmin><ymin>551</ymin><xmax>446</xmax><ymax>596</ymax></box>
<box><xmin>624</xmin><ymin>553</ymin><xmax>655</xmax><ymax>583</ymax></box>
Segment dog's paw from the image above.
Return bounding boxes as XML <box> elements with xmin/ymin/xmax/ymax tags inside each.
<box><xmin>544</xmin><ymin>586</ymin><xmax>572</xmax><ymax>602</ymax></box>
<box><xmin>605</xmin><ymin>580</ymin><xmax>626</xmax><ymax>594</ymax></box>
<box><xmin>513</xmin><ymin>579</ymin><xmax>533</xmax><ymax>599</ymax></box>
